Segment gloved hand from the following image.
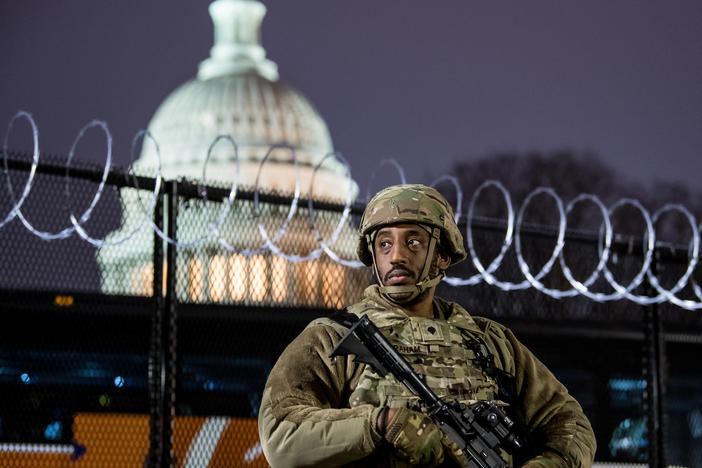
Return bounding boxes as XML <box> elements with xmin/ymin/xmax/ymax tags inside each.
<box><xmin>441</xmin><ymin>432</ymin><xmax>469</xmax><ymax>467</ymax></box>
<box><xmin>381</xmin><ymin>407</ymin><xmax>445</xmax><ymax>466</ymax></box>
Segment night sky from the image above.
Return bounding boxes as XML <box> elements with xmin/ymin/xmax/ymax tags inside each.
<box><xmin>2</xmin><ymin>1</ymin><xmax>701</xmax><ymax>197</ymax></box>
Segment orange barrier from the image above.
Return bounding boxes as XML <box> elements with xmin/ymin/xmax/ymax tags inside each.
<box><xmin>0</xmin><ymin>413</ymin><xmax>267</xmax><ymax>467</ymax></box>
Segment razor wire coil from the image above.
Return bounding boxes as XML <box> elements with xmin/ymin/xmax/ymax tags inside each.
<box><xmin>3</xmin><ymin>111</ymin><xmax>701</xmax><ymax>310</ymax></box>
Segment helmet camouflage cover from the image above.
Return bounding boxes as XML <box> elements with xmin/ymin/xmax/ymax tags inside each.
<box><xmin>357</xmin><ymin>184</ymin><xmax>467</xmax><ymax>267</ymax></box>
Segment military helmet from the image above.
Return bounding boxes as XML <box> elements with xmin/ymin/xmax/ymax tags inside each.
<box><xmin>357</xmin><ymin>184</ymin><xmax>467</xmax><ymax>267</ymax></box>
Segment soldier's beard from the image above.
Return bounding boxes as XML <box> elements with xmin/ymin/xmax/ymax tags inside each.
<box><xmin>380</xmin><ymin>257</ymin><xmax>441</xmax><ymax>306</ymax></box>
<box><xmin>385</xmin><ymin>287</ymin><xmax>431</xmax><ymax>306</ymax></box>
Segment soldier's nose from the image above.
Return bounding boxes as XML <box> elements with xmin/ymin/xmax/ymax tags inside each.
<box><xmin>389</xmin><ymin>245</ymin><xmax>407</xmax><ymax>263</ymax></box>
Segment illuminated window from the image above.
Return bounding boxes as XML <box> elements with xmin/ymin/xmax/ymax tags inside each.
<box><xmin>249</xmin><ymin>255</ymin><xmax>268</xmax><ymax>302</ymax></box>
<box><xmin>130</xmin><ymin>265</ymin><xmax>143</xmax><ymax>296</ymax></box>
<box><xmin>189</xmin><ymin>258</ymin><xmax>205</xmax><ymax>301</ymax></box>
<box><xmin>208</xmin><ymin>255</ymin><xmax>227</xmax><ymax>302</ymax></box>
<box><xmin>296</xmin><ymin>260</ymin><xmax>318</xmax><ymax>304</ymax></box>
<box><xmin>130</xmin><ymin>262</ymin><xmax>170</xmax><ymax>297</ymax></box>
<box><xmin>228</xmin><ymin>254</ymin><xmax>247</xmax><ymax>301</ymax></box>
<box><xmin>270</xmin><ymin>255</ymin><xmax>288</xmax><ymax>303</ymax></box>
<box><xmin>322</xmin><ymin>262</ymin><xmax>345</xmax><ymax>308</ymax></box>
<box><xmin>131</xmin><ymin>264</ymin><xmax>153</xmax><ymax>297</ymax></box>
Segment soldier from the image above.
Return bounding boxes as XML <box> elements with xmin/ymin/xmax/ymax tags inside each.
<box><xmin>258</xmin><ymin>184</ymin><xmax>596</xmax><ymax>467</ymax></box>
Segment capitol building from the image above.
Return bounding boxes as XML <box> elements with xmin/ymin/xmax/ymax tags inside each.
<box><xmin>97</xmin><ymin>0</ymin><xmax>366</xmax><ymax>308</ymax></box>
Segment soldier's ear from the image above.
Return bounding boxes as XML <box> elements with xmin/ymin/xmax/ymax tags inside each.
<box><xmin>437</xmin><ymin>250</ymin><xmax>451</xmax><ymax>270</ymax></box>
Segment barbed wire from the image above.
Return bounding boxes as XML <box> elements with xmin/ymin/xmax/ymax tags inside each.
<box><xmin>3</xmin><ymin>111</ymin><xmax>701</xmax><ymax>309</ymax></box>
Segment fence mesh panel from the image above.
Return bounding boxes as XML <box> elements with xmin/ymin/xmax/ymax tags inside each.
<box><xmin>0</xmin><ymin>156</ymin><xmax>153</xmax><ymax>466</ymax></box>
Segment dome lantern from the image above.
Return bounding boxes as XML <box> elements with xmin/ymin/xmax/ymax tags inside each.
<box><xmin>198</xmin><ymin>0</ymin><xmax>279</xmax><ymax>81</ymax></box>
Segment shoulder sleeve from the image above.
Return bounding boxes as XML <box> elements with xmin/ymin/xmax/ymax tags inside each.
<box><xmin>481</xmin><ymin>320</ymin><xmax>597</xmax><ymax>468</ymax></box>
<box><xmin>258</xmin><ymin>319</ymin><xmax>383</xmax><ymax>467</ymax></box>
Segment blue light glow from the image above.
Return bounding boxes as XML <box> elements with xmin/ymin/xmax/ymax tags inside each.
<box><xmin>203</xmin><ymin>380</ymin><xmax>216</xmax><ymax>391</ymax></box>
<box><xmin>609</xmin><ymin>379</ymin><xmax>646</xmax><ymax>391</ymax></box>
<box><xmin>114</xmin><ymin>376</ymin><xmax>124</xmax><ymax>387</ymax></box>
<box><xmin>20</xmin><ymin>373</ymin><xmax>31</xmax><ymax>384</ymax></box>
<box><xmin>44</xmin><ymin>421</ymin><xmax>63</xmax><ymax>441</ymax></box>
<box><xmin>609</xmin><ymin>417</ymin><xmax>647</xmax><ymax>460</ymax></box>
<box><xmin>689</xmin><ymin>410</ymin><xmax>702</xmax><ymax>438</ymax></box>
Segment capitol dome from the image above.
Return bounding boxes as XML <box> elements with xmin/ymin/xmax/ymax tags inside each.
<box><xmin>137</xmin><ymin>0</ymin><xmax>354</xmax><ymax>199</ymax></box>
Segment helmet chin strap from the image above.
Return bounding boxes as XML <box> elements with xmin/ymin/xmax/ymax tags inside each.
<box><xmin>367</xmin><ymin>226</ymin><xmax>444</xmax><ymax>305</ymax></box>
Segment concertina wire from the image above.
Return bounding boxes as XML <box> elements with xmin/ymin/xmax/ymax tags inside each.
<box><xmin>3</xmin><ymin>111</ymin><xmax>701</xmax><ymax>310</ymax></box>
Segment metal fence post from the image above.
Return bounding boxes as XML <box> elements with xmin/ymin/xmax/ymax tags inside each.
<box><xmin>147</xmin><ymin>180</ymin><xmax>178</xmax><ymax>468</ymax></box>
<box><xmin>644</xmin><ymin>250</ymin><xmax>667</xmax><ymax>468</ymax></box>
<box><xmin>161</xmin><ymin>180</ymin><xmax>179</xmax><ymax>467</ymax></box>
<box><xmin>148</xmin><ymin>181</ymin><xmax>165</xmax><ymax>468</ymax></box>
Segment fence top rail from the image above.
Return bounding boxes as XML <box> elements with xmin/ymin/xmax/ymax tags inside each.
<box><xmin>4</xmin><ymin>150</ymin><xmax>366</xmax><ymax>214</ymax></box>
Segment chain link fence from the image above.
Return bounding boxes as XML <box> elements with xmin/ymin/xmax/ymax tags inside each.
<box><xmin>1</xmin><ymin>151</ymin><xmax>701</xmax><ymax>467</ymax></box>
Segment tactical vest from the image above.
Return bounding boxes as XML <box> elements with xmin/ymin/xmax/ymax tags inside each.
<box><xmin>344</xmin><ymin>301</ymin><xmax>504</xmax><ymax>411</ymax></box>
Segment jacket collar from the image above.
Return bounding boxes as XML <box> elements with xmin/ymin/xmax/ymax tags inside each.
<box><xmin>361</xmin><ymin>285</ymin><xmax>483</xmax><ymax>336</ymax></box>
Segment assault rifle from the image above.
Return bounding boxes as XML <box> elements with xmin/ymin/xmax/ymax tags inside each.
<box><xmin>329</xmin><ymin>311</ymin><xmax>524</xmax><ymax>468</ymax></box>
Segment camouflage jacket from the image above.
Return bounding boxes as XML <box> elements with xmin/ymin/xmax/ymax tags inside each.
<box><xmin>258</xmin><ymin>286</ymin><xmax>596</xmax><ymax>467</ymax></box>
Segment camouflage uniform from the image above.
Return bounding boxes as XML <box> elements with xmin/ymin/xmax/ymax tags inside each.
<box><xmin>258</xmin><ymin>185</ymin><xmax>596</xmax><ymax>467</ymax></box>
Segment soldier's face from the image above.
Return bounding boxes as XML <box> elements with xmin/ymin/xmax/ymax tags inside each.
<box><xmin>373</xmin><ymin>224</ymin><xmax>438</xmax><ymax>291</ymax></box>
